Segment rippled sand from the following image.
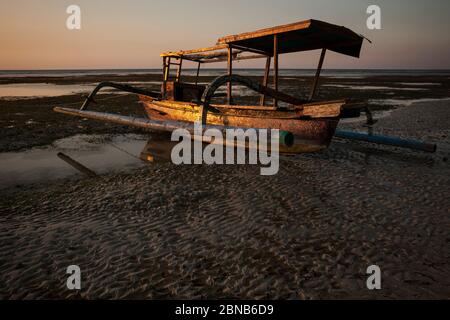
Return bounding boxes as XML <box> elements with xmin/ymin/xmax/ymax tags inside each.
<box><xmin>0</xmin><ymin>101</ymin><xmax>449</xmax><ymax>299</ymax></box>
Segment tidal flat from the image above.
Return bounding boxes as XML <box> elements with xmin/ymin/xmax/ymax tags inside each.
<box><xmin>0</xmin><ymin>73</ymin><xmax>449</xmax><ymax>299</ymax></box>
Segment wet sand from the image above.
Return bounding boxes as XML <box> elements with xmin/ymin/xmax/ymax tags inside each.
<box><xmin>0</xmin><ymin>74</ymin><xmax>450</xmax><ymax>299</ymax></box>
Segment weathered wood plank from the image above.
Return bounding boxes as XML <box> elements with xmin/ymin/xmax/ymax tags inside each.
<box><xmin>302</xmin><ymin>102</ymin><xmax>343</xmax><ymax>118</ymax></box>
<box><xmin>199</xmin><ymin>53</ymin><xmax>266</xmax><ymax>64</ymax></box>
<box><xmin>161</xmin><ymin>44</ymin><xmax>228</xmax><ymax>57</ymax></box>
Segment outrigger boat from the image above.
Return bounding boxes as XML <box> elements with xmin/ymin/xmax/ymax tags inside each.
<box><xmin>54</xmin><ymin>19</ymin><xmax>436</xmax><ymax>153</ymax></box>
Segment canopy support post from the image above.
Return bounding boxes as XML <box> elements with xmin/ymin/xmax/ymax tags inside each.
<box><xmin>163</xmin><ymin>57</ymin><xmax>171</xmax><ymax>98</ymax></box>
<box><xmin>309</xmin><ymin>48</ymin><xmax>326</xmax><ymax>101</ymax></box>
<box><xmin>162</xmin><ymin>57</ymin><xmax>167</xmax><ymax>98</ymax></box>
<box><xmin>227</xmin><ymin>45</ymin><xmax>233</xmax><ymax>104</ymax></box>
<box><xmin>195</xmin><ymin>62</ymin><xmax>201</xmax><ymax>85</ymax></box>
<box><xmin>260</xmin><ymin>56</ymin><xmax>271</xmax><ymax>106</ymax></box>
<box><xmin>273</xmin><ymin>35</ymin><xmax>278</xmax><ymax>108</ymax></box>
<box><xmin>176</xmin><ymin>57</ymin><xmax>183</xmax><ymax>83</ymax></box>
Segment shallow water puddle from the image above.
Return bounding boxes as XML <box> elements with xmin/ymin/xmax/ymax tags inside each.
<box><xmin>0</xmin><ymin>83</ymin><xmax>96</xmax><ymax>99</ymax></box>
<box><xmin>0</xmin><ymin>134</ymin><xmax>152</xmax><ymax>188</ymax></box>
<box><xmin>0</xmin><ymin>126</ymin><xmax>442</xmax><ymax>189</ymax></box>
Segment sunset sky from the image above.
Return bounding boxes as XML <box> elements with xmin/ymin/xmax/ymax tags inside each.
<box><xmin>1</xmin><ymin>0</ymin><xmax>449</xmax><ymax>70</ymax></box>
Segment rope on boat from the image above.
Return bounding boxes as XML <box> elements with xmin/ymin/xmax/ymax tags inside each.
<box><xmin>109</xmin><ymin>141</ymin><xmax>144</xmax><ymax>161</ymax></box>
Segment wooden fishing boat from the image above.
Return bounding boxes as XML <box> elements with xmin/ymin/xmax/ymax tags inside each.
<box><xmin>54</xmin><ymin>19</ymin><xmax>436</xmax><ymax>153</ymax></box>
<box><xmin>140</xmin><ymin>19</ymin><xmax>366</xmax><ymax>153</ymax></box>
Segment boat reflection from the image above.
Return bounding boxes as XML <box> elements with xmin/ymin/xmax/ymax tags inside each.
<box><xmin>139</xmin><ymin>132</ymin><xmax>177</xmax><ymax>163</ymax></box>
<box><xmin>139</xmin><ymin>131</ymin><xmax>438</xmax><ymax>168</ymax></box>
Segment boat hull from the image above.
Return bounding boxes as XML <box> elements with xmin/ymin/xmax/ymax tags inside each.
<box><xmin>139</xmin><ymin>96</ymin><xmax>339</xmax><ymax>153</ymax></box>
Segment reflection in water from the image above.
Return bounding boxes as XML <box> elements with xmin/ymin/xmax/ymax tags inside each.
<box><xmin>0</xmin><ymin>131</ymin><xmax>438</xmax><ymax>189</ymax></box>
<box><xmin>139</xmin><ymin>133</ymin><xmax>176</xmax><ymax>163</ymax></box>
<box><xmin>0</xmin><ymin>132</ymin><xmax>188</xmax><ymax>189</ymax></box>
<box><xmin>0</xmin><ymin>83</ymin><xmax>95</xmax><ymax>99</ymax></box>
<box><xmin>0</xmin><ymin>134</ymin><xmax>149</xmax><ymax>188</ymax></box>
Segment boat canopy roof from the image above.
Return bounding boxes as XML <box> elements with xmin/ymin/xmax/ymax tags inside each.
<box><xmin>161</xmin><ymin>19</ymin><xmax>364</xmax><ymax>62</ymax></box>
<box><xmin>160</xmin><ymin>44</ymin><xmax>267</xmax><ymax>63</ymax></box>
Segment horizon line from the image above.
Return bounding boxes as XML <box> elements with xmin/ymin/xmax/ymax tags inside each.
<box><xmin>1</xmin><ymin>68</ymin><xmax>450</xmax><ymax>72</ymax></box>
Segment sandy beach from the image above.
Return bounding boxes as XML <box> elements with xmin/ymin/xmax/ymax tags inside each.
<box><xmin>0</xmin><ymin>73</ymin><xmax>449</xmax><ymax>299</ymax></box>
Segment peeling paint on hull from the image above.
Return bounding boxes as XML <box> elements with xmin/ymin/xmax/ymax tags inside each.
<box><xmin>140</xmin><ymin>97</ymin><xmax>339</xmax><ymax>153</ymax></box>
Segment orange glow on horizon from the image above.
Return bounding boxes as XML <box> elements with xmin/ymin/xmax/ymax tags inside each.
<box><xmin>1</xmin><ymin>0</ymin><xmax>449</xmax><ymax>70</ymax></box>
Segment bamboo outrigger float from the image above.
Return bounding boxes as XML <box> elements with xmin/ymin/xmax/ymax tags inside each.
<box><xmin>54</xmin><ymin>19</ymin><xmax>436</xmax><ymax>153</ymax></box>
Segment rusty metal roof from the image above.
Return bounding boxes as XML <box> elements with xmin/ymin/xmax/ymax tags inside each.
<box><xmin>160</xmin><ymin>19</ymin><xmax>365</xmax><ymax>61</ymax></box>
<box><xmin>217</xmin><ymin>19</ymin><xmax>364</xmax><ymax>58</ymax></box>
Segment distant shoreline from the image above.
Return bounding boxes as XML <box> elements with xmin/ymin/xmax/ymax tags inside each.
<box><xmin>1</xmin><ymin>69</ymin><xmax>450</xmax><ymax>79</ymax></box>
<box><xmin>2</xmin><ymin>68</ymin><xmax>450</xmax><ymax>72</ymax></box>
<box><xmin>2</xmin><ymin>67</ymin><xmax>450</xmax><ymax>71</ymax></box>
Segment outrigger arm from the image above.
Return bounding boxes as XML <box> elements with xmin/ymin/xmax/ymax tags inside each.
<box><xmin>80</xmin><ymin>81</ymin><xmax>160</xmax><ymax>111</ymax></box>
<box><xmin>199</xmin><ymin>74</ymin><xmax>306</xmax><ymax>125</ymax></box>
<box><xmin>199</xmin><ymin>74</ymin><xmax>377</xmax><ymax>126</ymax></box>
